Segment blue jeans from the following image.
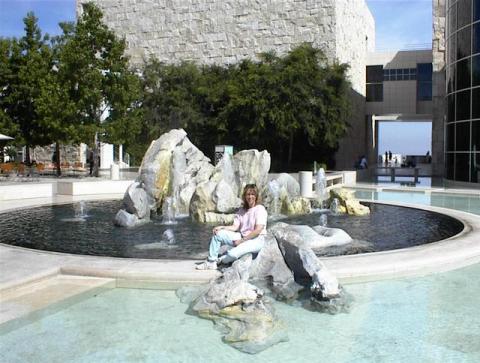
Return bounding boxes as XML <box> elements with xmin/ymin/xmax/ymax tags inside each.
<box><xmin>208</xmin><ymin>230</ymin><xmax>265</xmax><ymax>263</ymax></box>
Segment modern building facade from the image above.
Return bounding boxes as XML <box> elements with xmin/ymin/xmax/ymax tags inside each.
<box><xmin>443</xmin><ymin>0</ymin><xmax>480</xmax><ymax>183</ymax></box>
<box><xmin>364</xmin><ymin>50</ymin><xmax>434</xmax><ymax>165</ymax></box>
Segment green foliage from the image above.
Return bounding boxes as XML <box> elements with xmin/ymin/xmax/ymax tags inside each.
<box><xmin>1</xmin><ymin>13</ymin><xmax>53</xmax><ymax>162</ymax></box>
<box><xmin>140</xmin><ymin>43</ymin><xmax>351</xmax><ymax>167</ymax></box>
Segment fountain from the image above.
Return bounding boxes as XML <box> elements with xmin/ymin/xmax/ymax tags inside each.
<box><xmin>267</xmin><ymin>180</ymin><xmax>281</xmax><ymax>216</ymax></box>
<box><xmin>319</xmin><ymin>213</ymin><xmax>328</xmax><ymax>227</ymax></box>
<box><xmin>60</xmin><ymin>201</ymin><xmax>89</xmax><ymax>222</ymax></box>
<box><xmin>161</xmin><ymin>197</ymin><xmax>177</xmax><ymax>225</ymax></box>
<box><xmin>316</xmin><ymin>167</ymin><xmax>327</xmax><ymax>201</ymax></box>
<box><xmin>0</xmin><ymin>129</ymin><xmax>467</xmax><ymax>354</ymax></box>
<box><xmin>330</xmin><ymin>198</ymin><xmax>340</xmax><ymax>215</ymax></box>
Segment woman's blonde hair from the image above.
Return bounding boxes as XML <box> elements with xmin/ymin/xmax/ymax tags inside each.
<box><xmin>242</xmin><ymin>184</ymin><xmax>262</xmax><ymax>209</ymax></box>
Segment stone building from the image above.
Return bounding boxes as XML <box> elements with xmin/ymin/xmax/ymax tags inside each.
<box><xmin>77</xmin><ymin>0</ymin><xmax>375</xmax><ymax>170</ymax></box>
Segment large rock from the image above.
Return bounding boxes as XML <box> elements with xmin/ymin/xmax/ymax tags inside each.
<box><xmin>269</xmin><ymin>223</ymin><xmax>343</xmax><ymax>300</ymax></box>
<box><xmin>330</xmin><ymin>188</ymin><xmax>370</xmax><ymax>216</ymax></box>
<box><xmin>264</xmin><ymin>174</ymin><xmax>310</xmax><ymax>217</ymax></box>
<box><xmin>116</xmin><ymin>129</ymin><xmax>214</xmax><ymax>227</ymax></box>
<box><xmin>180</xmin><ymin>256</ymin><xmax>287</xmax><ymax>354</ymax></box>
<box><xmin>189</xmin><ymin>150</ymin><xmax>271</xmax><ymax>223</ymax></box>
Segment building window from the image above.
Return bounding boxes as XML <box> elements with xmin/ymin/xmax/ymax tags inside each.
<box><xmin>475</xmin><ymin>0</ymin><xmax>480</xmax><ymax>22</ymax></box>
<box><xmin>457</xmin><ymin>0</ymin><xmax>472</xmax><ymax>30</ymax></box>
<box><xmin>383</xmin><ymin>68</ymin><xmax>416</xmax><ymax>81</ymax></box>
<box><xmin>366</xmin><ymin>65</ymin><xmax>383</xmax><ymax>102</ymax></box>
<box><xmin>457</xmin><ymin>26</ymin><xmax>471</xmax><ymax>60</ymax></box>
<box><xmin>417</xmin><ymin>63</ymin><xmax>432</xmax><ymax>101</ymax></box>
<box><xmin>456</xmin><ymin>57</ymin><xmax>471</xmax><ymax>90</ymax></box>
<box><xmin>473</xmin><ymin>22</ymin><xmax>480</xmax><ymax>55</ymax></box>
<box><xmin>366</xmin><ymin>84</ymin><xmax>383</xmax><ymax>102</ymax></box>
<box><xmin>366</xmin><ymin>65</ymin><xmax>383</xmax><ymax>82</ymax></box>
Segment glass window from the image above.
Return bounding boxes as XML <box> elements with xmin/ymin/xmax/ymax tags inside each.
<box><xmin>417</xmin><ymin>82</ymin><xmax>432</xmax><ymax>101</ymax></box>
<box><xmin>473</xmin><ymin>54</ymin><xmax>480</xmax><ymax>86</ymax></box>
<box><xmin>449</xmin><ymin>35</ymin><xmax>457</xmax><ymax>63</ymax></box>
<box><xmin>448</xmin><ymin>94</ymin><xmax>456</xmax><ymax>122</ymax></box>
<box><xmin>475</xmin><ymin>0</ymin><xmax>480</xmax><ymax>21</ymax></box>
<box><xmin>474</xmin><ymin>23</ymin><xmax>480</xmax><ymax>55</ymax></box>
<box><xmin>456</xmin><ymin>57</ymin><xmax>471</xmax><ymax>90</ymax></box>
<box><xmin>417</xmin><ymin>63</ymin><xmax>433</xmax><ymax>81</ymax></box>
<box><xmin>447</xmin><ymin>123</ymin><xmax>456</xmax><ymax>150</ymax></box>
<box><xmin>457</xmin><ymin>26</ymin><xmax>471</xmax><ymax>60</ymax></box>
<box><xmin>366</xmin><ymin>65</ymin><xmax>383</xmax><ymax>83</ymax></box>
<box><xmin>446</xmin><ymin>153</ymin><xmax>455</xmax><ymax>179</ymax></box>
<box><xmin>456</xmin><ymin>89</ymin><xmax>471</xmax><ymax>120</ymax></box>
<box><xmin>448</xmin><ymin>64</ymin><xmax>456</xmax><ymax>93</ymax></box>
<box><xmin>471</xmin><ymin>152</ymin><xmax>480</xmax><ymax>183</ymax></box>
<box><xmin>366</xmin><ymin>84</ymin><xmax>383</xmax><ymax>102</ymax></box>
<box><xmin>473</xmin><ymin>88</ymin><xmax>480</xmax><ymax>118</ymax></box>
<box><xmin>457</xmin><ymin>0</ymin><xmax>472</xmax><ymax>29</ymax></box>
<box><xmin>472</xmin><ymin>121</ymin><xmax>480</xmax><ymax>150</ymax></box>
<box><xmin>455</xmin><ymin>153</ymin><xmax>470</xmax><ymax>181</ymax></box>
<box><xmin>456</xmin><ymin>121</ymin><xmax>471</xmax><ymax>150</ymax></box>
<box><xmin>449</xmin><ymin>3</ymin><xmax>457</xmax><ymax>34</ymax></box>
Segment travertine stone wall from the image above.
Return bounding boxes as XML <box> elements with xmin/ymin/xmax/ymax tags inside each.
<box><xmin>77</xmin><ymin>0</ymin><xmax>375</xmax><ymax>169</ymax></box>
<box><xmin>432</xmin><ymin>0</ymin><xmax>445</xmax><ymax>176</ymax></box>
<box><xmin>77</xmin><ymin>0</ymin><xmax>374</xmax><ymax>94</ymax></box>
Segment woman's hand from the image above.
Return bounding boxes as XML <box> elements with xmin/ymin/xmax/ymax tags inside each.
<box><xmin>233</xmin><ymin>238</ymin><xmax>243</xmax><ymax>246</ymax></box>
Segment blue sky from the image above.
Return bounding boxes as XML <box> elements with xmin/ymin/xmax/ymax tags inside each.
<box><xmin>366</xmin><ymin>0</ymin><xmax>432</xmax><ymax>51</ymax></box>
<box><xmin>1</xmin><ymin>0</ymin><xmax>433</xmax><ymax>156</ymax></box>
<box><xmin>378</xmin><ymin>122</ymin><xmax>432</xmax><ymax>156</ymax></box>
<box><xmin>0</xmin><ymin>0</ymin><xmax>75</xmax><ymax>38</ymax></box>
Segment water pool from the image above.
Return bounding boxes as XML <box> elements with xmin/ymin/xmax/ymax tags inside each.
<box><xmin>1</xmin><ymin>190</ymin><xmax>479</xmax><ymax>362</ymax></box>
<box><xmin>0</xmin><ymin>200</ymin><xmax>464</xmax><ymax>258</ymax></box>
<box><xmin>1</xmin><ymin>262</ymin><xmax>479</xmax><ymax>362</ymax></box>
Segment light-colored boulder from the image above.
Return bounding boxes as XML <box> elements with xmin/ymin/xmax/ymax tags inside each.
<box><xmin>182</xmin><ymin>255</ymin><xmax>287</xmax><ymax>354</ymax></box>
<box><xmin>234</xmin><ymin>150</ymin><xmax>271</xmax><ymax>191</ymax></box>
<box><xmin>213</xmin><ymin>179</ymin><xmax>242</xmax><ymax>213</ymax></box>
<box><xmin>269</xmin><ymin>222</ymin><xmax>343</xmax><ymax>301</ymax></box>
<box><xmin>283</xmin><ymin>196</ymin><xmax>311</xmax><ymax>215</ymax></box>
<box><xmin>275</xmin><ymin>173</ymin><xmax>300</xmax><ymax>197</ymax></box>
<box><xmin>114</xmin><ymin>209</ymin><xmax>148</xmax><ymax>228</ymax></box>
<box><xmin>330</xmin><ymin>188</ymin><xmax>370</xmax><ymax>216</ymax></box>
<box><xmin>189</xmin><ymin>181</ymin><xmax>217</xmax><ymax>222</ymax></box>
<box><xmin>123</xmin><ymin>182</ymin><xmax>149</xmax><ymax>219</ymax></box>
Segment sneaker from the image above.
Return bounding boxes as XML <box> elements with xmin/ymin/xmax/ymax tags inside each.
<box><xmin>195</xmin><ymin>260</ymin><xmax>217</xmax><ymax>270</ymax></box>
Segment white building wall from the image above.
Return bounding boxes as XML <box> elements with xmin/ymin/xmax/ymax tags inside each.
<box><xmin>366</xmin><ymin>50</ymin><xmax>433</xmax><ymax>116</ymax></box>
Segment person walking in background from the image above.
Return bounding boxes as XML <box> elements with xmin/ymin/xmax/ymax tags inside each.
<box><xmin>385</xmin><ymin>151</ymin><xmax>388</xmax><ymax>165</ymax></box>
<box><xmin>87</xmin><ymin>150</ymin><xmax>94</xmax><ymax>176</ymax></box>
<box><xmin>359</xmin><ymin>155</ymin><xmax>368</xmax><ymax>169</ymax></box>
<box><xmin>388</xmin><ymin>150</ymin><xmax>392</xmax><ymax>162</ymax></box>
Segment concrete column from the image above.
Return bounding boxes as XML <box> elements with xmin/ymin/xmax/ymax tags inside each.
<box><xmin>299</xmin><ymin>171</ymin><xmax>313</xmax><ymax>198</ymax></box>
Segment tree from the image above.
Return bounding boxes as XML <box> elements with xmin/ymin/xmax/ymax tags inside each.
<box><xmin>56</xmin><ymin>2</ymin><xmax>142</xmax><ymax>176</ymax></box>
<box><xmin>3</xmin><ymin>13</ymin><xmax>53</xmax><ymax>163</ymax></box>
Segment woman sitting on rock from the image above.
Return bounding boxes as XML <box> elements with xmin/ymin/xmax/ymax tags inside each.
<box><xmin>196</xmin><ymin>184</ymin><xmax>268</xmax><ymax>270</ymax></box>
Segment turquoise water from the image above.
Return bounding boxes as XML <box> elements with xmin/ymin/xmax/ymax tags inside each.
<box><xmin>1</xmin><ymin>191</ymin><xmax>480</xmax><ymax>362</ymax></box>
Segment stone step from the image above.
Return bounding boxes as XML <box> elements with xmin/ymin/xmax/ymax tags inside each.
<box><xmin>0</xmin><ymin>274</ymin><xmax>115</xmax><ymax>331</ymax></box>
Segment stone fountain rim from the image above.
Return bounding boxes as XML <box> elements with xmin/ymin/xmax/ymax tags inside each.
<box><xmin>1</xmin><ymin>195</ymin><xmax>480</xmax><ymax>290</ymax></box>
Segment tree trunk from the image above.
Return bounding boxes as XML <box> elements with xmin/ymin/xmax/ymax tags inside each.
<box><xmin>93</xmin><ymin>132</ymin><xmax>100</xmax><ymax>177</ymax></box>
<box><xmin>25</xmin><ymin>145</ymin><xmax>31</xmax><ymax>165</ymax></box>
<box><xmin>55</xmin><ymin>142</ymin><xmax>61</xmax><ymax>176</ymax></box>
<box><xmin>287</xmin><ymin>132</ymin><xmax>294</xmax><ymax>167</ymax></box>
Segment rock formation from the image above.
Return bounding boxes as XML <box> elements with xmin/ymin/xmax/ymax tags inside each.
<box><xmin>329</xmin><ymin>188</ymin><xmax>370</xmax><ymax>216</ymax></box>
<box><xmin>115</xmin><ymin>129</ymin><xmax>278</xmax><ymax>226</ymax></box>
<box><xmin>179</xmin><ymin>221</ymin><xmax>351</xmax><ymax>353</ymax></box>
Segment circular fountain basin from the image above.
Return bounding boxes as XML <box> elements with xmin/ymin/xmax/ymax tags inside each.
<box><xmin>0</xmin><ymin>200</ymin><xmax>464</xmax><ymax>259</ymax></box>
